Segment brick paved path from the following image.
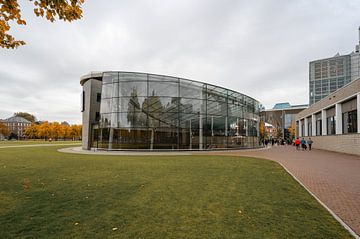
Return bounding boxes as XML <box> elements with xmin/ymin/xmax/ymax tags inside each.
<box><xmin>208</xmin><ymin>146</ymin><xmax>360</xmax><ymax>236</ymax></box>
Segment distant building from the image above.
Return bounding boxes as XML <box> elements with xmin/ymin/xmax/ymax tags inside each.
<box><xmin>1</xmin><ymin>116</ymin><xmax>31</xmax><ymax>139</ymax></box>
<box><xmin>61</xmin><ymin>121</ymin><xmax>70</xmax><ymax>126</ymax></box>
<box><xmin>263</xmin><ymin>102</ymin><xmax>308</xmax><ymax>140</ymax></box>
<box><xmin>309</xmin><ymin>27</ymin><xmax>360</xmax><ymax>105</ymax></box>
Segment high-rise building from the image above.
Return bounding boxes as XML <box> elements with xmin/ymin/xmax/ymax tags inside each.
<box><xmin>309</xmin><ymin>27</ymin><xmax>360</xmax><ymax>105</ymax></box>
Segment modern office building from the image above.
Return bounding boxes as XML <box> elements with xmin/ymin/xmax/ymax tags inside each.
<box><xmin>296</xmin><ymin>77</ymin><xmax>360</xmax><ymax>155</ymax></box>
<box><xmin>309</xmin><ymin>27</ymin><xmax>360</xmax><ymax>105</ymax></box>
<box><xmin>0</xmin><ymin>116</ymin><xmax>31</xmax><ymax>139</ymax></box>
<box><xmin>81</xmin><ymin>71</ymin><xmax>263</xmax><ymax>150</ymax></box>
<box><xmin>263</xmin><ymin>103</ymin><xmax>308</xmax><ymax>140</ymax></box>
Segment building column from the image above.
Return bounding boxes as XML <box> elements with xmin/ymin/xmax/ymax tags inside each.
<box><xmin>311</xmin><ymin>114</ymin><xmax>316</xmax><ymax>136</ymax></box>
<box><xmin>357</xmin><ymin>93</ymin><xmax>360</xmax><ymax>134</ymax></box>
<box><xmin>321</xmin><ymin>110</ymin><xmax>327</xmax><ymax>136</ymax></box>
<box><xmin>335</xmin><ymin>103</ymin><xmax>343</xmax><ymax>134</ymax></box>
<box><xmin>298</xmin><ymin>120</ymin><xmax>302</xmax><ymax>137</ymax></box>
<box><xmin>304</xmin><ymin>117</ymin><xmax>308</xmax><ymax>136</ymax></box>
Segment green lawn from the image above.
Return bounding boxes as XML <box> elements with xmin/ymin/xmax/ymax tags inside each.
<box><xmin>0</xmin><ymin>146</ymin><xmax>352</xmax><ymax>238</ymax></box>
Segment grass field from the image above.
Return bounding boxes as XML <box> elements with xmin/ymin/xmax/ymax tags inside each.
<box><xmin>0</xmin><ymin>146</ymin><xmax>352</xmax><ymax>238</ymax></box>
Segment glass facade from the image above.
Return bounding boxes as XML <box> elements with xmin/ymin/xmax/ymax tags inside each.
<box><xmin>343</xmin><ymin>110</ymin><xmax>358</xmax><ymax>134</ymax></box>
<box><xmin>93</xmin><ymin>72</ymin><xmax>262</xmax><ymax>150</ymax></box>
<box><xmin>309</xmin><ymin>55</ymin><xmax>352</xmax><ymax>105</ymax></box>
<box><xmin>326</xmin><ymin>116</ymin><xmax>336</xmax><ymax>135</ymax></box>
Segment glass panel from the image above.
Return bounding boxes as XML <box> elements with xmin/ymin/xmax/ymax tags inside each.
<box><xmin>103</xmin><ymin>72</ymin><xmax>118</xmax><ymax>84</ymax></box>
<box><xmin>207</xmin><ymin>100</ymin><xmax>228</xmax><ymax>116</ymax></box>
<box><xmin>149</xmin><ymin>81</ymin><xmax>178</xmax><ymax>97</ymax></box>
<box><xmin>179</xmin><ymin>98</ymin><xmax>203</xmax><ymax>114</ymax></box>
<box><xmin>100</xmin><ymin>98</ymin><xmax>111</xmax><ymax>114</ymax></box>
<box><xmin>207</xmin><ymin>85</ymin><xmax>227</xmax><ymax>102</ymax></box>
<box><xmin>119</xmin><ymin>96</ymin><xmax>147</xmax><ymax>113</ymax></box>
<box><xmin>180</xmin><ymin>80</ymin><xmax>204</xmax><ymax>99</ymax></box>
<box><xmin>119</xmin><ymin>81</ymin><xmax>147</xmax><ymax>97</ymax></box>
<box><xmin>119</xmin><ymin>72</ymin><xmax>147</xmax><ymax>81</ymax></box>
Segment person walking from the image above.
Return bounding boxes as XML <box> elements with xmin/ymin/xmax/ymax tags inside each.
<box><xmin>295</xmin><ymin>137</ymin><xmax>300</xmax><ymax>150</ymax></box>
<box><xmin>307</xmin><ymin>137</ymin><xmax>313</xmax><ymax>151</ymax></box>
<box><xmin>300</xmin><ymin>138</ymin><xmax>307</xmax><ymax>150</ymax></box>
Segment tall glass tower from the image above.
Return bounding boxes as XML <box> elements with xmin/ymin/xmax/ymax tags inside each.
<box><xmin>309</xmin><ymin>27</ymin><xmax>360</xmax><ymax>105</ymax></box>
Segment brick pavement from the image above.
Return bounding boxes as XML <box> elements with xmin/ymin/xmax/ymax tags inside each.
<box><xmin>207</xmin><ymin>146</ymin><xmax>360</xmax><ymax>236</ymax></box>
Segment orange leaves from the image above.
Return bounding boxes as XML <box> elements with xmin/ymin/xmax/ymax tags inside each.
<box><xmin>0</xmin><ymin>0</ymin><xmax>26</xmax><ymax>48</ymax></box>
<box><xmin>0</xmin><ymin>0</ymin><xmax>85</xmax><ymax>49</ymax></box>
<box><xmin>24</xmin><ymin>121</ymin><xmax>82</xmax><ymax>140</ymax></box>
<box><xmin>33</xmin><ymin>0</ymin><xmax>83</xmax><ymax>22</ymax></box>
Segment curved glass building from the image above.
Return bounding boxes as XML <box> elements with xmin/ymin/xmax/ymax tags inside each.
<box><xmin>81</xmin><ymin>71</ymin><xmax>262</xmax><ymax>150</ymax></box>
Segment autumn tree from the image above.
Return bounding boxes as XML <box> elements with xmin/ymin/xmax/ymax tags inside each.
<box><xmin>24</xmin><ymin>124</ymin><xmax>38</xmax><ymax>139</ymax></box>
<box><xmin>0</xmin><ymin>122</ymin><xmax>9</xmax><ymax>138</ymax></box>
<box><xmin>287</xmin><ymin>121</ymin><xmax>297</xmax><ymax>140</ymax></box>
<box><xmin>37</xmin><ymin>121</ymin><xmax>51</xmax><ymax>140</ymax></box>
<box><xmin>259</xmin><ymin>121</ymin><xmax>265</xmax><ymax>139</ymax></box>
<box><xmin>69</xmin><ymin>124</ymin><xmax>81</xmax><ymax>140</ymax></box>
<box><xmin>0</xmin><ymin>0</ymin><xmax>85</xmax><ymax>49</ymax></box>
<box><xmin>24</xmin><ymin>121</ymin><xmax>81</xmax><ymax>140</ymax></box>
<box><xmin>50</xmin><ymin>122</ymin><xmax>63</xmax><ymax>140</ymax></box>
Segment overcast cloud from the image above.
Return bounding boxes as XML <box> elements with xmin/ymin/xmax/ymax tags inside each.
<box><xmin>1</xmin><ymin>0</ymin><xmax>359</xmax><ymax>124</ymax></box>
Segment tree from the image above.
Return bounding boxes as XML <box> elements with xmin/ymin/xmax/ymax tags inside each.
<box><xmin>259</xmin><ymin>121</ymin><xmax>265</xmax><ymax>139</ymax></box>
<box><xmin>50</xmin><ymin>122</ymin><xmax>63</xmax><ymax>140</ymax></box>
<box><xmin>0</xmin><ymin>122</ymin><xmax>9</xmax><ymax>138</ymax></box>
<box><xmin>69</xmin><ymin>124</ymin><xmax>81</xmax><ymax>140</ymax></box>
<box><xmin>37</xmin><ymin>121</ymin><xmax>51</xmax><ymax>140</ymax></box>
<box><xmin>0</xmin><ymin>0</ymin><xmax>85</xmax><ymax>49</ymax></box>
<box><xmin>287</xmin><ymin>121</ymin><xmax>297</xmax><ymax>140</ymax></box>
<box><xmin>24</xmin><ymin>124</ymin><xmax>38</xmax><ymax>139</ymax></box>
<box><xmin>14</xmin><ymin>112</ymin><xmax>36</xmax><ymax>123</ymax></box>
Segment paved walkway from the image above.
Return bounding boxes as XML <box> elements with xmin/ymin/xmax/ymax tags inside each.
<box><xmin>60</xmin><ymin>145</ymin><xmax>360</xmax><ymax>237</ymax></box>
<box><xmin>207</xmin><ymin>146</ymin><xmax>360</xmax><ymax>237</ymax></box>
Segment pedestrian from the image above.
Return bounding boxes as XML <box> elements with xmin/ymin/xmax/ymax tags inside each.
<box><xmin>295</xmin><ymin>137</ymin><xmax>300</xmax><ymax>150</ymax></box>
<box><xmin>265</xmin><ymin>139</ymin><xmax>269</xmax><ymax>148</ymax></box>
<box><xmin>301</xmin><ymin>138</ymin><xmax>307</xmax><ymax>150</ymax></box>
<box><xmin>307</xmin><ymin>137</ymin><xmax>313</xmax><ymax>151</ymax></box>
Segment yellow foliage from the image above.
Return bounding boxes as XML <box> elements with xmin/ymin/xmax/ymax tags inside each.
<box><xmin>0</xmin><ymin>0</ymin><xmax>85</xmax><ymax>49</ymax></box>
<box><xmin>0</xmin><ymin>122</ymin><xmax>9</xmax><ymax>137</ymax></box>
<box><xmin>24</xmin><ymin>121</ymin><xmax>82</xmax><ymax>140</ymax></box>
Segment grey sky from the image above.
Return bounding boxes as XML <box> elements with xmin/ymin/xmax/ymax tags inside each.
<box><xmin>1</xmin><ymin>0</ymin><xmax>359</xmax><ymax>124</ymax></box>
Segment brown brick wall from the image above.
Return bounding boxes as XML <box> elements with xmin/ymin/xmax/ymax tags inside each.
<box><xmin>308</xmin><ymin>134</ymin><xmax>360</xmax><ymax>156</ymax></box>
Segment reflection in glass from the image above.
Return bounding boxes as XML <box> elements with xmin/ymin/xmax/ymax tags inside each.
<box><xmin>95</xmin><ymin>72</ymin><xmax>261</xmax><ymax>150</ymax></box>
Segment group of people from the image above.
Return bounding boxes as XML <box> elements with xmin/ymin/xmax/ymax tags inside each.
<box><xmin>263</xmin><ymin>138</ymin><xmax>286</xmax><ymax>147</ymax></box>
<box><xmin>262</xmin><ymin>137</ymin><xmax>314</xmax><ymax>151</ymax></box>
<box><xmin>294</xmin><ymin>137</ymin><xmax>313</xmax><ymax>151</ymax></box>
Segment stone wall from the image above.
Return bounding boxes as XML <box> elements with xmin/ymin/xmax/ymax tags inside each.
<box><xmin>82</xmin><ymin>79</ymin><xmax>102</xmax><ymax>150</ymax></box>
<box><xmin>308</xmin><ymin>134</ymin><xmax>360</xmax><ymax>156</ymax></box>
